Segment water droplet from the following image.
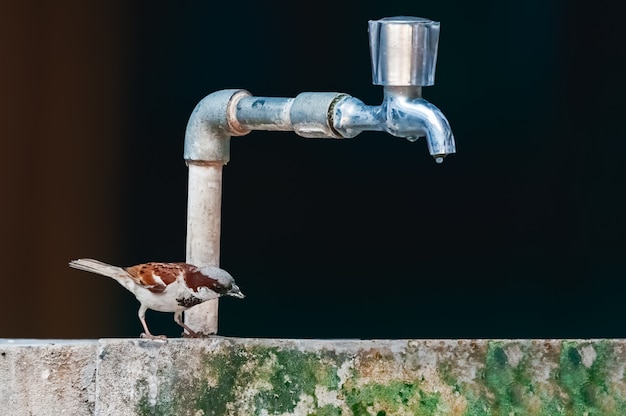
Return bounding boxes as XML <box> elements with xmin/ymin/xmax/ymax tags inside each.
<box><xmin>405</xmin><ymin>136</ymin><xmax>418</xmax><ymax>142</ymax></box>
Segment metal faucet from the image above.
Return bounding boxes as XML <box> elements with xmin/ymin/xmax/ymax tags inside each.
<box><xmin>183</xmin><ymin>16</ymin><xmax>456</xmax><ymax>335</ymax></box>
<box><xmin>335</xmin><ymin>16</ymin><xmax>455</xmax><ymax>163</ymax></box>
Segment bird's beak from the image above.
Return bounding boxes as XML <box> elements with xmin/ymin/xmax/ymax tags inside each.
<box><xmin>229</xmin><ymin>284</ymin><xmax>245</xmax><ymax>299</ymax></box>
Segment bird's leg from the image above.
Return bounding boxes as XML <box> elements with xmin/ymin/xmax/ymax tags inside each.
<box><xmin>174</xmin><ymin>311</ymin><xmax>199</xmax><ymax>338</ymax></box>
<box><xmin>138</xmin><ymin>304</ymin><xmax>167</xmax><ymax>341</ymax></box>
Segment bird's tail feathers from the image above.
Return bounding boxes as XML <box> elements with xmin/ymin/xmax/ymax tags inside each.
<box><xmin>69</xmin><ymin>258</ymin><xmax>127</xmax><ymax>279</ymax></box>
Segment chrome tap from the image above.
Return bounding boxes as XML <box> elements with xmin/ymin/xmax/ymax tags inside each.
<box><xmin>333</xmin><ymin>17</ymin><xmax>455</xmax><ymax>163</ymax></box>
<box><xmin>183</xmin><ymin>16</ymin><xmax>455</xmax><ymax>335</ymax></box>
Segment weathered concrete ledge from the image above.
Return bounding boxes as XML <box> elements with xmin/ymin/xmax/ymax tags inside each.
<box><xmin>1</xmin><ymin>338</ymin><xmax>626</xmax><ymax>415</ymax></box>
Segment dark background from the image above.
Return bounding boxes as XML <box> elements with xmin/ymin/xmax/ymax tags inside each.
<box><xmin>1</xmin><ymin>1</ymin><xmax>625</xmax><ymax>339</ymax></box>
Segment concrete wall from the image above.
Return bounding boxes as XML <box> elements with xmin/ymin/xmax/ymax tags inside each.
<box><xmin>1</xmin><ymin>338</ymin><xmax>625</xmax><ymax>415</ymax></box>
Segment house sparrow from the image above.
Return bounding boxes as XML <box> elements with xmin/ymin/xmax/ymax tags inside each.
<box><xmin>69</xmin><ymin>259</ymin><xmax>244</xmax><ymax>340</ymax></box>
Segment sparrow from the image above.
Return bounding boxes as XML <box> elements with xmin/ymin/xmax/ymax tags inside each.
<box><xmin>69</xmin><ymin>258</ymin><xmax>244</xmax><ymax>340</ymax></box>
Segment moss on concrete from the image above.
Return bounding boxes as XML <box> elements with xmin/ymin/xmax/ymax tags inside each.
<box><xmin>6</xmin><ymin>338</ymin><xmax>626</xmax><ymax>415</ymax></box>
<box><xmin>134</xmin><ymin>343</ymin><xmax>349</xmax><ymax>415</ymax></box>
<box><xmin>135</xmin><ymin>378</ymin><xmax>152</xmax><ymax>415</ymax></box>
<box><xmin>343</xmin><ymin>380</ymin><xmax>445</xmax><ymax>415</ymax></box>
<box><xmin>558</xmin><ymin>340</ymin><xmax>626</xmax><ymax>416</ymax></box>
<box><xmin>126</xmin><ymin>339</ymin><xmax>626</xmax><ymax>416</ymax></box>
<box><xmin>307</xmin><ymin>404</ymin><xmax>343</xmax><ymax>416</ymax></box>
<box><xmin>483</xmin><ymin>341</ymin><xmax>538</xmax><ymax>414</ymax></box>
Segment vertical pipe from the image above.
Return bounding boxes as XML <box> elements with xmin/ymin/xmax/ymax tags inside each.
<box><xmin>183</xmin><ymin>89</ymin><xmax>249</xmax><ymax>336</ymax></box>
<box><xmin>184</xmin><ymin>162</ymin><xmax>223</xmax><ymax>335</ymax></box>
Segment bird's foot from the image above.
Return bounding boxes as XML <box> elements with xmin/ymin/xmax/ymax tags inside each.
<box><xmin>140</xmin><ymin>333</ymin><xmax>167</xmax><ymax>342</ymax></box>
<box><xmin>182</xmin><ymin>329</ymin><xmax>199</xmax><ymax>338</ymax></box>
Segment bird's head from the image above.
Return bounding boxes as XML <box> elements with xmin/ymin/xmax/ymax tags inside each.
<box><xmin>226</xmin><ymin>283</ymin><xmax>245</xmax><ymax>299</ymax></box>
<box><xmin>197</xmin><ymin>265</ymin><xmax>245</xmax><ymax>299</ymax></box>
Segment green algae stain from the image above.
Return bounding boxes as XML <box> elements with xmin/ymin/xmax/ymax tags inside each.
<box><xmin>343</xmin><ymin>380</ymin><xmax>442</xmax><ymax>415</ymax></box>
<box><xmin>558</xmin><ymin>340</ymin><xmax>626</xmax><ymax>416</ymax></box>
<box><xmin>483</xmin><ymin>341</ymin><xmax>564</xmax><ymax>416</ymax></box>
<box><xmin>135</xmin><ymin>378</ymin><xmax>153</xmax><ymax>416</ymax></box>
<box><xmin>441</xmin><ymin>341</ymin><xmax>565</xmax><ymax>416</ymax></box>
<box><xmin>134</xmin><ymin>345</ymin><xmax>254</xmax><ymax>416</ymax></box>
<box><xmin>437</xmin><ymin>360</ymin><xmax>494</xmax><ymax>416</ymax></box>
<box><xmin>150</xmin><ymin>345</ymin><xmax>348</xmax><ymax>415</ymax></box>
<box><xmin>484</xmin><ymin>342</ymin><xmax>523</xmax><ymax>413</ymax></box>
<box><xmin>418</xmin><ymin>389</ymin><xmax>443</xmax><ymax>414</ymax></box>
<box><xmin>201</xmin><ymin>346</ymin><xmax>250</xmax><ymax>415</ymax></box>
<box><xmin>307</xmin><ymin>404</ymin><xmax>343</xmax><ymax>416</ymax></box>
<box><xmin>251</xmin><ymin>347</ymin><xmax>346</xmax><ymax>414</ymax></box>
<box><xmin>253</xmin><ymin>349</ymin><xmax>319</xmax><ymax>413</ymax></box>
<box><xmin>558</xmin><ymin>341</ymin><xmax>590</xmax><ymax>415</ymax></box>
<box><xmin>134</xmin><ymin>340</ymin><xmax>626</xmax><ymax>416</ymax></box>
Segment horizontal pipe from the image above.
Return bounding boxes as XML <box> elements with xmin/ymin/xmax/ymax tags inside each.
<box><xmin>332</xmin><ymin>96</ymin><xmax>384</xmax><ymax>138</ymax></box>
<box><xmin>234</xmin><ymin>97</ymin><xmax>294</xmax><ymax>131</ymax></box>
<box><xmin>231</xmin><ymin>92</ymin><xmax>347</xmax><ymax>139</ymax></box>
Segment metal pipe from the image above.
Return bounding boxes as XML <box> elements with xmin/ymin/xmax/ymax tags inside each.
<box><xmin>182</xmin><ymin>16</ymin><xmax>456</xmax><ymax>335</ymax></box>
<box><xmin>233</xmin><ymin>97</ymin><xmax>294</xmax><ymax>131</ymax></box>
<box><xmin>183</xmin><ymin>90</ymin><xmax>249</xmax><ymax>336</ymax></box>
<box><xmin>231</xmin><ymin>93</ymin><xmax>347</xmax><ymax>138</ymax></box>
<box><xmin>183</xmin><ymin>163</ymin><xmax>223</xmax><ymax>334</ymax></box>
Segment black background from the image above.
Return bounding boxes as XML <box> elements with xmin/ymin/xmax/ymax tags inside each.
<box><xmin>2</xmin><ymin>0</ymin><xmax>625</xmax><ymax>339</ymax></box>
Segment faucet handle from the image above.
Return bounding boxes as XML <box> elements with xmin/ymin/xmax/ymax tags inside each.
<box><xmin>368</xmin><ymin>16</ymin><xmax>440</xmax><ymax>87</ymax></box>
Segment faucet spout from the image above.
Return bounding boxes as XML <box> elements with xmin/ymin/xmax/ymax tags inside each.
<box><xmin>331</xmin><ymin>86</ymin><xmax>456</xmax><ymax>163</ymax></box>
<box><xmin>332</xmin><ymin>16</ymin><xmax>455</xmax><ymax>162</ymax></box>
<box><xmin>382</xmin><ymin>86</ymin><xmax>455</xmax><ymax>162</ymax></box>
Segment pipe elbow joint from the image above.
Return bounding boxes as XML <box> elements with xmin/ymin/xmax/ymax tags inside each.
<box><xmin>184</xmin><ymin>89</ymin><xmax>251</xmax><ymax>164</ymax></box>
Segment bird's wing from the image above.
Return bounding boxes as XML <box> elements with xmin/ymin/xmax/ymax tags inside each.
<box><xmin>124</xmin><ymin>262</ymin><xmax>184</xmax><ymax>293</ymax></box>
